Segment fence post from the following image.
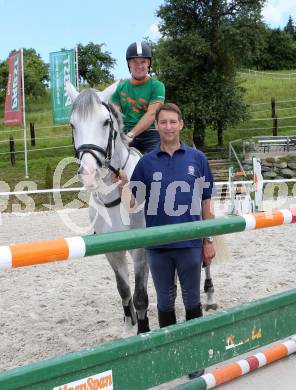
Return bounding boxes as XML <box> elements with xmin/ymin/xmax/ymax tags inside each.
<box><xmin>271</xmin><ymin>97</ymin><xmax>278</xmax><ymax>136</ymax></box>
<box><xmin>30</xmin><ymin>122</ymin><xmax>35</xmax><ymax>146</ymax></box>
<box><xmin>9</xmin><ymin>135</ymin><xmax>16</xmax><ymax>166</ymax></box>
<box><xmin>273</xmin><ymin>115</ymin><xmax>278</xmax><ymax>137</ymax></box>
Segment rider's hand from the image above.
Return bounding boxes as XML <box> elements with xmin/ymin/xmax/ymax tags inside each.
<box><xmin>126</xmin><ymin>131</ymin><xmax>135</xmax><ymax>144</ymax></box>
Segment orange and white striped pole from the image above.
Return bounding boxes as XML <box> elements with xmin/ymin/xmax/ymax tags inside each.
<box><xmin>181</xmin><ymin>335</ymin><xmax>296</xmax><ymax>389</ymax></box>
<box><xmin>0</xmin><ymin>237</ymin><xmax>85</xmax><ymax>269</ymax></box>
<box><xmin>1</xmin><ymin>208</ymin><xmax>296</xmax><ymax>269</ymax></box>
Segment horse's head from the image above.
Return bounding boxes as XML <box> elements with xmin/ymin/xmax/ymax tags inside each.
<box><xmin>66</xmin><ymin>81</ymin><xmax>122</xmax><ymax>189</ymax></box>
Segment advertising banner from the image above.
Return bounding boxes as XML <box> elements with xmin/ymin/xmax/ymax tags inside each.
<box><xmin>49</xmin><ymin>49</ymin><xmax>76</xmax><ymax>124</ymax></box>
<box><xmin>53</xmin><ymin>370</ymin><xmax>113</xmax><ymax>390</ymax></box>
<box><xmin>3</xmin><ymin>50</ymin><xmax>23</xmax><ymax>126</ymax></box>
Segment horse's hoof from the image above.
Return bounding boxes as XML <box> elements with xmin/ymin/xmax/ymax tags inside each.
<box><xmin>123</xmin><ymin>299</ymin><xmax>137</xmax><ymax>326</ymax></box>
<box><xmin>137</xmin><ymin>314</ymin><xmax>150</xmax><ymax>334</ymax></box>
<box><xmin>204</xmin><ymin>303</ymin><xmax>218</xmax><ymax>311</ymax></box>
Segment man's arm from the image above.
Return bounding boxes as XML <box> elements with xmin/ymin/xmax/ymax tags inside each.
<box><xmin>113</xmin><ymin>169</ymin><xmax>136</xmax><ymax>210</ymax></box>
<box><xmin>202</xmin><ymin>198</ymin><xmax>214</xmax><ymax>220</ymax></box>
<box><xmin>127</xmin><ymin>101</ymin><xmax>163</xmax><ymax>138</ymax></box>
<box><xmin>201</xmin><ymin>198</ymin><xmax>216</xmax><ymax>266</ymax></box>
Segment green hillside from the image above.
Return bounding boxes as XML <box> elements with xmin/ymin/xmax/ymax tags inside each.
<box><xmin>204</xmin><ymin>70</ymin><xmax>296</xmax><ymax>146</ymax></box>
<box><xmin>1</xmin><ymin>70</ymin><xmax>296</xmax><ymax>202</ymax></box>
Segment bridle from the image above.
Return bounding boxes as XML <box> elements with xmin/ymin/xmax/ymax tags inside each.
<box><xmin>74</xmin><ymin>101</ymin><xmax>130</xmax><ymax>177</ymax></box>
<box><xmin>73</xmin><ymin>101</ymin><xmax>131</xmax><ymax>207</ymax></box>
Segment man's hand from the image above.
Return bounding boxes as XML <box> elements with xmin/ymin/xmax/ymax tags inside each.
<box><xmin>112</xmin><ymin>169</ymin><xmax>129</xmax><ymax>189</ymax></box>
<box><xmin>202</xmin><ymin>240</ymin><xmax>216</xmax><ymax>267</ymax></box>
<box><xmin>112</xmin><ymin>169</ymin><xmax>137</xmax><ymax>210</ymax></box>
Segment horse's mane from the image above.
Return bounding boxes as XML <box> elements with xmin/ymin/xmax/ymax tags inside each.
<box><xmin>108</xmin><ymin>100</ymin><xmax>124</xmax><ymax>133</ymax></box>
<box><xmin>72</xmin><ymin>88</ymin><xmax>123</xmax><ymax>132</ymax></box>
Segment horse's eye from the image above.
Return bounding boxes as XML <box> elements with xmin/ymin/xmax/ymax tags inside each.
<box><xmin>103</xmin><ymin>119</ymin><xmax>110</xmax><ymax>127</ymax></box>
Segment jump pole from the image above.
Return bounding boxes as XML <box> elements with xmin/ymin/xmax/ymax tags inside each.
<box><xmin>173</xmin><ymin>336</ymin><xmax>296</xmax><ymax>389</ymax></box>
<box><xmin>1</xmin><ymin>209</ymin><xmax>296</xmax><ymax>269</ymax></box>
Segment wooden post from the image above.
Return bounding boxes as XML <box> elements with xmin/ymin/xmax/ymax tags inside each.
<box><xmin>271</xmin><ymin>96</ymin><xmax>276</xmax><ymax>117</ymax></box>
<box><xmin>30</xmin><ymin>122</ymin><xmax>35</xmax><ymax>146</ymax></box>
<box><xmin>273</xmin><ymin>115</ymin><xmax>278</xmax><ymax>137</ymax></box>
<box><xmin>271</xmin><ymin>97</ymin><xmax>278</xmax><ymax>136</ymax></box>
<box><xmin>9</xmin><ymin>135</ymin><xmax>16</xmax><ymax>166</ymax></box>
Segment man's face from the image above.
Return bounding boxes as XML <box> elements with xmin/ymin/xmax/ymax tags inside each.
<box><xmin>128</xmin><ymin>58</ymin><xmax>150</xmax><ymax>80</ymax></box>
<box><xmin>156</xmin><ymin>110</ymin><xmax>183</xmax><ymax>144</ymax></box>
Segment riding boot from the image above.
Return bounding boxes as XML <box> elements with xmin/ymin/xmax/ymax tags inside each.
<box><xmin>158</xmin><ymin>307</ymin><xmax>176</xmax><ymax>328</ymax></box>
<box><xmin>137</xmin><ymin>312</ymin><xmax>150</xmax><ymax>334</ymax></box>
<box><xmin>185</xmin><ymin>303</ymin><xmax>203</xmax><ymax>321</ymax></box>
<box><xmin>186</xmin><ymin>304</ymin><xmax>205</xmax><ymax>380</ymax></box>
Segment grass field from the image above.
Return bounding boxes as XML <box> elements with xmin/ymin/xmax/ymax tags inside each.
<box><xmin>0</xmin><ymin>93</ymin><xmax>77</xmax><ymax>198</ymax></box>
<box><xmin>1</xmin><ymin>70</ymin><xmax>296</xmax><ymax>202</ymax></box>
<box><xmin>204</xmin><ymin>70</ymin><xmax>296</xmax><ymax>146</ymax></box>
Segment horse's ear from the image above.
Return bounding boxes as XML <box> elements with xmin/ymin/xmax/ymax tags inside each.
<box><xmin>65</xmin><ymin>81</ymin><xmax>79</xmax><ymax>102</ymax></box>
<box><xmin>97</xmin><ymin>81</ymin><xmax>119</xmax><ymax>102</ymax></box>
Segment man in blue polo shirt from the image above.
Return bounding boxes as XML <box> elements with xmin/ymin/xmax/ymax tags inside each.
<box><xmin>116</xmin><ymin>103</ymin><xmax>215</xmax><ymax>378</ymax></box>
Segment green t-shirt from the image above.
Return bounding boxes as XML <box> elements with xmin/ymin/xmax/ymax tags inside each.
<box><xmin>111</xmin><ymin>77</ymin><xmax>165</xmax><ymax>132</ymax></box>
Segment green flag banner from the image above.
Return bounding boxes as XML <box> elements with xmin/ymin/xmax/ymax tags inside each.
<box><xmin>49</xmin><ymin>50</ymin><xmax>76</xmax><ymax>124</ymax></box>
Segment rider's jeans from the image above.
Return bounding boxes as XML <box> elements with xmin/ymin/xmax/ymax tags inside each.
<box><xmin>129</xmin><ymin>130</ymin><xmax>160</xmax><ymax>154</ymax></box>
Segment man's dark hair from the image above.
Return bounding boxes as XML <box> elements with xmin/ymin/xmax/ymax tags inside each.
<box><xmin>155</xmin><ymin>103</ymin><xmax>182</xmax><ymax>122</ymax></box>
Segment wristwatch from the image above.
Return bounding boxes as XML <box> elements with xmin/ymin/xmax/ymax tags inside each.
<box><xmin>127</xmin><ymin>131</ymin><xmax>135</xmax><ymax>139</ymax></box>
<box><xmin>204</xmin><ymin>236</ymin><xmax>214</xmax><ymax>244</ymax></box>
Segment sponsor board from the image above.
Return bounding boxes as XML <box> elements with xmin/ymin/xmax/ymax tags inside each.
<box><xmin>53</xmin><ymin>369</ymin><xmax>113</xmax><ymax>390</ymax></box>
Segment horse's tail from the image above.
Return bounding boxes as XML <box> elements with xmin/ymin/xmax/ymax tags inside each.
<box><xmin>212</xmin><ymin>235</ymin><xmax>232</xmax><ymax>264</ymax></box>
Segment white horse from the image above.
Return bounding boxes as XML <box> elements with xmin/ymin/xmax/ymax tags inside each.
<box><xmin>66</xmin><ymin>82</ymin><xmax>150</xmax><ymax>334</ymax></box>
<box><xmin>66</xmin><ymin>82</ymin><xmax>219</xmax><ymax>328</ymax></box>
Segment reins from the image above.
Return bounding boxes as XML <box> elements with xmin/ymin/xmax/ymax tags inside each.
<box><xmin>74</xmin><ymin>101</ymin><xmax>131</xmax><ymax>176</ymax></box>
<box><xmin>73</xmin><ymin>101</ymin><xmax>131</xmax><ymax>208</ymax></box>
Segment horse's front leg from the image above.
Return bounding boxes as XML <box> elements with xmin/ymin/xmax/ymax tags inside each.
<box><xmin>204</xmin><ymin>264</ymin><xmax>218</xmax><ymax>311</ymax></box>
<box><xmin>106</xmin><ymin>251</ymin><xmax>137</xmax><ymax>327</ymax></box>
<box><xmin>129</xmin><ymin>248</ymin><xmax>150</xmax><ymax>334</ymax></box>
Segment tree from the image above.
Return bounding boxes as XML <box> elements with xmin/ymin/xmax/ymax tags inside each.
<box><xmin>156</xmin><ymin>0</ymin><xmax>266</xmax><ymax>146</ymax></box>
<box><xmin>23</xmin><ymin>49</ymin><xmax>49</xmax><ymax>97</ymax></box>
<box><xmin>0</xmin><ymin>60</ymin><xmax>9</xmax><ymax>104</ymax></box>
<box><xmin>284</xmin><ymin>15</ymin><xmax>296</xmax><ymax>39</ymax></box>
<box><xmin>258</xmin><ymin>29</ymin><xmax>296</xmax><ymax>70</ymax></box>
<box><xmin>77</xmin><ymin>42</ymin><xmax>116</xmax><ymax>87</ymax></box>
<box><xmin>0</xmin><ymin>48</ymin><xmax>48</xmax><ymax>103</ymax></box>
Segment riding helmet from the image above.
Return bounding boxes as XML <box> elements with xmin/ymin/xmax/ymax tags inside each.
<box><xmin>126</xmin><ymin>42</ymin><xmax>152</xmax><ymax>63</ymax></box>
